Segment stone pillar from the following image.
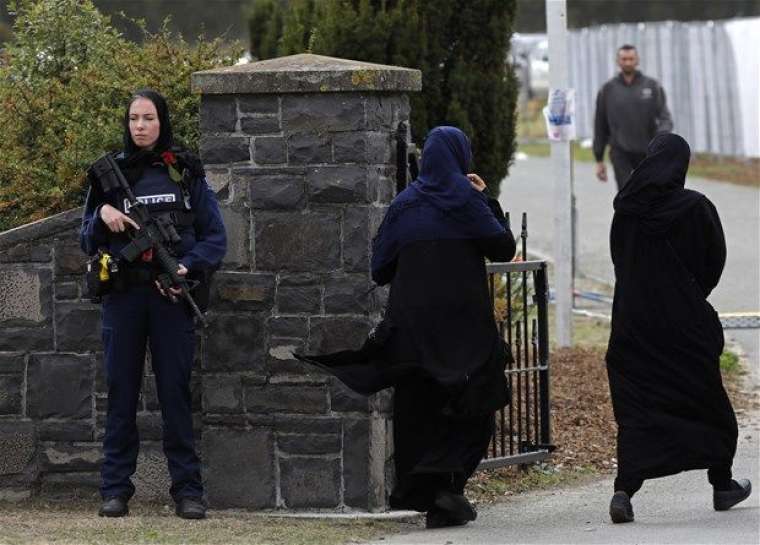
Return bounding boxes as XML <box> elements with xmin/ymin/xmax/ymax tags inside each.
<box><xmin>191</xmin><ymin>54</ymin><xmax>421</xmax><ymax>511</ymax></box>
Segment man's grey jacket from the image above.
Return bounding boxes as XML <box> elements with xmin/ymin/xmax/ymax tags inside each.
<box><xmin>593</xmin><ymin>70</ymin><xmax>673</xmax><ymax>161</ymax></box>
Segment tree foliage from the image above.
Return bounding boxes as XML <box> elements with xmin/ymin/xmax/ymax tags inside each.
<box><xmin>247</xmin><ymin>0</ymin><xmax>518</xmax><ymax>194</ymax></box>
<box><xmin>0</xmin><ymin>0</ymin><xmax>238</xmax><ymax>231</ymax></box>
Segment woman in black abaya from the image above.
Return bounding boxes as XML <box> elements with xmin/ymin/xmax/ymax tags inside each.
<box><xmin>298</xmin><ymin>126</ymin><xmax>515</xmax><ymax>528</ymax></box>
<box><xmin>606</xmin><ymin>133</ymin><xmax>751</xmax><ymax>523</ymax></box>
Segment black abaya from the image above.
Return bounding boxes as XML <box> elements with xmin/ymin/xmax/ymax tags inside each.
<box><xmin>606</xmin><ymin>134</ymin><xmax>737</xmax><ymax>491</ymax></box>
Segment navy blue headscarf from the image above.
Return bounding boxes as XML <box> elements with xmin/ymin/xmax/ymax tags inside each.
<box><xmin>371</xmin><ymin>126</ymin><xmax>507</xmax><ymax>280</ymax></box>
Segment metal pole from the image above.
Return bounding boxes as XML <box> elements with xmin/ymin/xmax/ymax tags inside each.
<box><xmin>546</xmin><ymin>0</ymin><xmax>574</xmax><ymax>347</ymax></box>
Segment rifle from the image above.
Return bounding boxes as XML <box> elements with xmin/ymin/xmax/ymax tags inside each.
<box><xmin>90</xmin><ymin>153</ymin><xmax>208</xmax><ymax>328</ymax></box>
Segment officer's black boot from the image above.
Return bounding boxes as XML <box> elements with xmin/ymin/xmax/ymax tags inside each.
<box><xmin>98</xmin><ymin>496</ymin><xmax>129</xmax><ymax>517</ymax></box>
<box><xmin>609</xmin><ymin>490</ymin><xmax>634</xmax><ymax>523</ymax></box>
<box><xmin>176</xmin><ymin>497</ymin><xmax>206</xmax><ymax>520</ymax></box>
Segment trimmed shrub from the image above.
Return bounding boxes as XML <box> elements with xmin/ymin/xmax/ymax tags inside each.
<box><xmin>0</xmin><ymin>0</ymin><xmax>238</xmax><ymax>231</ymax></box>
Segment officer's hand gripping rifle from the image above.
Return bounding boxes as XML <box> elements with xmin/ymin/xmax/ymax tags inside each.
<box><xmin>90</xmin><ymin>153</ymin><xmax>208</xmax><ymax>328</ymax></box>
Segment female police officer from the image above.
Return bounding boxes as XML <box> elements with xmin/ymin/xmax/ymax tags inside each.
<box><xmin>80</xmin><ymin>89</ymin><xmax>226</xmax><ymax>519</ymax></box>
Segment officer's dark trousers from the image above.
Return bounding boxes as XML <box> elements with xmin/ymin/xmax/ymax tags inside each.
<box><xmin>100</xmin><ymin>286</ymin><xmax>202</xmax><ymax>502</ymax></box>
<box><xmin>610</xmin><ymin>147</ymin><xmax>646</xmax><ymax>191</ymax></box>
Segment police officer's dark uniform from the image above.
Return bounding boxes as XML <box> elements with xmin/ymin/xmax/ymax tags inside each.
<box><xmin>80</xmin><ymin>90</ymin><xmax>226</xmax><ymax>519</ymax></box>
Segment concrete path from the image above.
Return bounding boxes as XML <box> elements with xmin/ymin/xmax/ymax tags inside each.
<box><xmin>364</xmin><ymin>156</ymin><xmax>760</xmax><ymax>545</ymax></box>
<box><xmin>366</xmin><ymin>426</ymin><xmax>759</xmax><ymax>544</ymax></box>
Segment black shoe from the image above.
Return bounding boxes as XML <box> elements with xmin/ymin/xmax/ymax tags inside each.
<box><xmin>425</xmin><ymin>507</ymin><xmax>469</xmax><ymax>529</ymax></box>
<box><xmin>98</xmin><ymin>496</ymin><xmax>128</xmax><ymax>517</ymax></box>
<box><xmin>433</xmin><ymin>491</ymin><xmax>477</xmax><ymax>523</ymax></box>
<box><xmin>609</xmin><ymin>491</ymin><xmax>634</xmax><ymax>523</ymax></box>
<box><xmin>175</xmin><ymin>497</ymin><xmax>207</xmax><ymax>520</ymax></box>
<box><xmin>714</xmin><ymin>479</ymin><xmax>752</xmax><ymax>511</ymax></box>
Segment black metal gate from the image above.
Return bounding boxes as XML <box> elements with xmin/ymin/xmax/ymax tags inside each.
<box><xmin>479</xmin><ymin>214</ymin><xmax>554</xmax><ymax>469</ymax></box>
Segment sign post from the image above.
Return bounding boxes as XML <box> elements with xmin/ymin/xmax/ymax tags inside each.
<box><xmin>546</xmin><ymin>0</ymin><xmax>574</xmax><ymax>347</ymax></box>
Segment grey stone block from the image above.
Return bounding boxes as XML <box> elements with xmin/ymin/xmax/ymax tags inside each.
<box><xmin>0</xmin><ymin>421</ymin><xmax>36</xmax><ymax>476</ymax></box>
<box><xmin>254</xmin><ymin>136</ymin><xmax>287</xmax><ymax>165</ymax></box>
<box><xmin>0</xmin><ymin>352</ymin><xmax>24</xmax><ymax>374</ymax></box>
<box><xmin>39</xmin><ymin>472</ymin><xmax>100</xmax><ymax>500</ymax></box>
<box><xmin>218</xmin><ymin>205</ymin><xmax>250</xmax><ymax>269</ymax></box>
<box><xmin>55</xmin><ymin>281</ymin><xmax>79</xmax><ymax>300</ymax></box>
<box><xmin>306</xmin><ymin>165</ymin><xmax>369</xmax><ymax>203</ymax></box>
<box><xmin>204</xmin><ymin>312</ymin><xmax>267</xmax><ymax>372</ymax></box>
<box><xmin>204</xmin><ymin>427</ymin><xmax>276</xmax><ymax>508</ymax></box>
<box><xmin>343</xmin><ymin>418</ymin><xmax>370</xmax><ymax>507</ymax></box>
<box><xmin>330</xmin><ymin>379</ymin><xmax>370</xmax><ymax>413</ymax></box>
<box><xmin>54</xmin><ymin>240</ymin><xmax>86</xmax><ymax>276</ymax></box>
<box><xmin>276</xmin><ymin>285</ymin><xmax>321</xmax><ymax>314</ymax></box>
<box><xmin>41</xmin><ymin>443</ymin><xmax>102</xmax><ymax>472</ymax></box>
<box><xmin>200</xmin><ymin>95</ymin><xmax>237</xmax><ymax>133</ymax></box>
<box><xmin>334</xmin><ymin>132</ymin><xmax>392</xmax><ymax>164</ymax></box>
<box><xmin>210</xmin><ymin>272</ymin><xmax>275</xmax><ymax>311</ymax></box>
<box><xmin>245</xmin><ymin>384</ymin><xmax>328</xmax><ymax>414</ymax></box>
<box><xmin>277</xmin><ymin>433</ymin><xmax>341</xmax><ymax>455</ymax></box>
<box><xmin>55</xmin><ymin>302</ymin><xmax>101</xmax><ymax>352</ymax></box>
<box><xmin>308</xmin><ymin>317</ymin><xmax>370</xmax><ymax>354</ymax></box>
<box><xmin>205</xmin><ymin>168</ymin><xmax>231</xmax><ymax>196</ymax></box>
<box><xmin>200</xmin><ymin>135</ymin><xmax>251</xmax><ymax>164</ymax></box>
<box><xmin>238</xmin><ymin>95</ymin><xmax>279</xmax><ymax>115</ymax></box>
<box><xmin>254</xmin><ymin>211</ymin><xmax>341</xmax><ymax>272</ymax></box>
<box><xmin>275</xmin><ymin>415</ymin><xmax>341</xmax><ymax>434</ymax></box>
<box><xmin>366</xmin><ymin>95</ymin><xmax>409</xmax><ymax>131</ymax></box>
<box><xmin>267</xmin><ymin>316</ymin><xmax>308</xmax><ymax>338</ymax></box>
<box><xmin>203</xmin><ymin>375</ymin><xmax>243</xmax><ymax>413</ymax></box>
<box><xmin>37</xmin><ymin>421</ymin><xmax>94</xmax><ymax>442</ymax></box>
<box><xmin>343</xmin><ymin>206</ymin><xmax>370</xmax><ymax>272</ymax></box>
<box><xmin>27</xmin><ymin>354</ymin><xmax>92</xmax><ymax>420</ymax></box>
<box><xmin>0</xmin><ymin>326</ymin><xmax>54</xmax><ymax>352</ymax></box>
<box><xmin>249</xmin><ymin>174</ymin><xmax>306</xmax><ymax>210</ymax></box>
<box><xmin>0</xmin><ymin>375</ymin><xmax>22</xmax><ymax>414</ymax></box>
<box><xmin>282</xmin><ymin>94</ymin><xmax>365</xmax><ymax>133</ymax></box>
<box><xmin>0</xmin><ymin>267</ymin><xmax>52</xmax><ymax>326</ymax></box>
<box><xmin>280</xmin><ymin>456</ymin><xmax>341</xmax><ymax>508</ymax></box>
<box><xmin>324</xmin><ymin>274</ymin><xmax>370</xmax><ymax>314</ymax></box>
<box><xmin>287</xmin><ymin>133</ymin><xmax>332</xmax><ymax>165</ymax></box>
<box><xmin>0</xmin><ymin>242</ymin><xmax>51</xmax><ymax>263</ymax></box>
<box><xmin>240</xmin><ymin>116</ymin><xmax>280</xmax><ymax>135</ymax></box>
<box><xmin>265</xmin><ymin>337</ymin><xmax>313</xmax><ymax>376</ymax></box>
<box><xmin>137</xmin><ymin>413</ymin><xmax>164</xmax><ymax>441</ymax></box>
<box><xmin>371</xmin><ymin>165</ymin><xmax>396</xmax><ymax>204</ymax></box>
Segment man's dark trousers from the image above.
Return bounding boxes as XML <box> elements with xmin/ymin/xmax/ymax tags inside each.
<box><xmin>100</xmin><ymin>285</ymin><xmax>203</xmax><ymax>502</ymax></box>
<box><xmin>610</xmin><ymin>147</ymin><xmax>646</xmax><ymax>190</ymax></box>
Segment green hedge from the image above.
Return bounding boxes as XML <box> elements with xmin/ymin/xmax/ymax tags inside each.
<box><xmin>247</xmin><ymin>0</ymin><xmax>518</xmax><ymax>196</ymax></box>
<box><xmin>0</xmin><ymin>0</ymin><xmax>239</xmax><ymax>232</ymax></box>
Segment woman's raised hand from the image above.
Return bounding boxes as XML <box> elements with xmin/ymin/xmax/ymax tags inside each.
<box><xmin>466</xmin><ymin>173</ymin><xmax>487</xmax><ymax>192</ymax></box>
<box><xmin>99</xmin><ymin>204</ymin><xmax>140</xmax><ymax>233</ymax></box>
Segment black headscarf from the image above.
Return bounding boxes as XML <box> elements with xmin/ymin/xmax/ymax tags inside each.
<box><xmin>613</xmin><ymin>133</ymin><xmax>703</xmax><ymax>235</ymax></box>
<box><xmin>123</xmin><ymin>88</ymin><xmax>174</xmax><ymax>156</ymax></box>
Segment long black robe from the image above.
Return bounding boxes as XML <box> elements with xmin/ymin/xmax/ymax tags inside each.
<box><xmin>299</xmin><ymin>203</ymin><xmax>515</xmax><ymax>510</ymax></box>
<box><xmin>606</xmin><ymin>135</ymin><xmax>737</xmax><ymax>485</ymax></box>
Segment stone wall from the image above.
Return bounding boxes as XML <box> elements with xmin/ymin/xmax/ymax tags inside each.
<box><xmin>0</xmin><ymin>54</ymin><xmax>421</xmax><ymax>510</ymax></box>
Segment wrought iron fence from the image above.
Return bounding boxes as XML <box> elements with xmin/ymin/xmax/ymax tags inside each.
<box><xmin>479</xmin><ymin>214</ymin><xmax>554</xmax><ymax>470</ymax></box>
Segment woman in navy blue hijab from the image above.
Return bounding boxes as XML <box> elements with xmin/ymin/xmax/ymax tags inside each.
<box><xmin>299</xmin><ymin>126</ymin><xmax>516</xmax><ymax>528</ymax></box>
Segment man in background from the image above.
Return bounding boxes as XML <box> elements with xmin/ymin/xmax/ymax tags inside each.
<box><xmin>593</xmin><ymin>44</ymin><xmax>673</xmax><ymax>189</ymax></box>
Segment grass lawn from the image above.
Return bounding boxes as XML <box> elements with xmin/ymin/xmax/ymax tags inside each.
<box><xmin>0</xmin><ymin>501</ymin><xmax>411</xmax><ymax>545</ymax></box>
<box><xmin>516</xmin><ymin>100</ymin><xmax>760</xmax><ymax>187</ymax></box>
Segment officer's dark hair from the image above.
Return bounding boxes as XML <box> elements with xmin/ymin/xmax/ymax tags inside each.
<box><xmin>123</xmin><ymin>89</ymin><xmax>174</xmax><ymax>155</ymax></box>
<box><xmin>618</xmin><ymin>44</ymin><xmax>637</xmax><ymax>54</ymax></box>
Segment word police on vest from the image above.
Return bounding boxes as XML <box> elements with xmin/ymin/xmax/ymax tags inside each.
<box><xmin>123</xmin><ymin>193</ymin><xmax>177</xmax><ymax>212</ymax></box>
